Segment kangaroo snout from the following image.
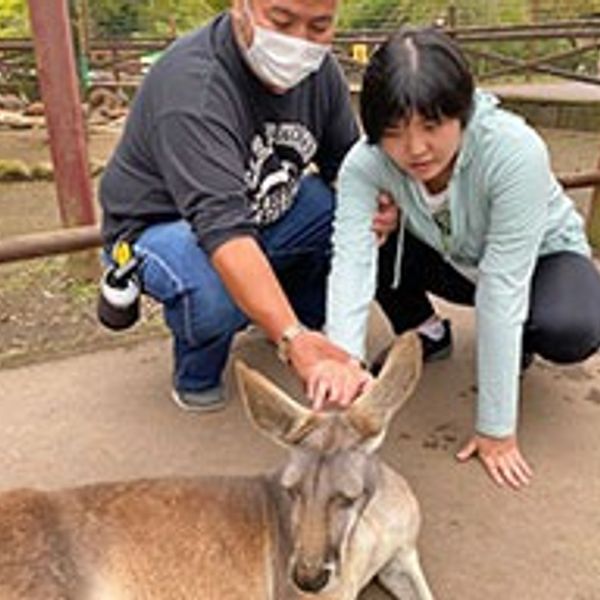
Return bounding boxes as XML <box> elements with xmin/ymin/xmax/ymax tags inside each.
<box><xmin>291</xmin><ymin>558</ymin><xmax>334</xmax><ymax>594</ymax></box>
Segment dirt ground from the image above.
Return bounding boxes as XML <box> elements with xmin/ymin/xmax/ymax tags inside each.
<box><xmin>0</xmin><ymin>123</ymin><xmax>170</xmax><ymax>369</ymax></box>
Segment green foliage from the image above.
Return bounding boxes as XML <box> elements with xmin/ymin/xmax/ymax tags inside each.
<box><xmin>338</xmin><ymin>0</ymin><xmax>600</xmax><ymax>28</ymax></box>
<box><xmin>338</xmin><ymin>0</ymin><xmax>448</xmax><ymax>30</ymax></box>
<box><xmin>0</xmin><ymin>0</ymin><xmax>28</xmax><ymax>38</ymax></box>
<box><xmin>88</xmin><ymin>0</ymin><xmax>230</xmax><ymax>37</ymax></box>
<box><xmin>533</xmin><ymin>0</ymin><xmax>600</xmax><ymax>20</ymax></box>
<box><xmin>87</xmin><ymin>0</ymin><xmax>142</xmax><ymax>37</ymax></box>
<box><xmin>5</xmin><ymin>1</ymin><xmax>600</xmax><ymax>40</ymax></box>
<box><xmin>139</xmin><ymin>0</ymin><xmax>226</xmax><ymax>36</ymax></box>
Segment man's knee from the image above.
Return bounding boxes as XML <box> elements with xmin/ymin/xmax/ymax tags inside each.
<box><xmin>165</xmin><ymin>287</ymin><xmax>246</xmax><ymax>346</ymax></box>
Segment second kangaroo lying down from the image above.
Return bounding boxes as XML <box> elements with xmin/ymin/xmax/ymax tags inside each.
<box><xmin>0</xmin><ymin>332</ymin><xmax>433</xmax><ymax>599</ymax></box>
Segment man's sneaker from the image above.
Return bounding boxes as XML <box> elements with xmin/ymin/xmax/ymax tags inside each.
<box><xmin>171</xmin><ymin>386</ymin><xmax>225</xmax><ymax>413</ymax></box>
<box><xmin>418</xmin><ymin>318</ymin><xmax>453</xmax><ymax>362</ymax></box>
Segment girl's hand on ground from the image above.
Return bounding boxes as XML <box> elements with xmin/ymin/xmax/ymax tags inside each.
<box><xmin>456</xmin><ymin>433</ymin><xmax>533</xmax><ymax>489</ymax></box>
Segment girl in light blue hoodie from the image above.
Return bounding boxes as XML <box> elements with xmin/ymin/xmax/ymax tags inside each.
<box><xmin>324</xmin><ymin>27</ymin><xmax>600</xmax><ymax>489</ymax></box>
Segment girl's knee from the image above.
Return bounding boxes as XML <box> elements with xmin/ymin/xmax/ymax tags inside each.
<box><xmin>534</xmin><ymin>318</ymin><xmax>600</xmax><ymax>364</ymax></box>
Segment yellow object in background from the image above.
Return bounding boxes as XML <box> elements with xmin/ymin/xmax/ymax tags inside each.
<box><xmin>352</xmin><ymin>43</ymin><xmax>369</xmax><ymax>65</ymax></box>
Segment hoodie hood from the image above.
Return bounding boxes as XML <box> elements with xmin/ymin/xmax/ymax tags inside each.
<box><xmin>454</xmin><ymin>89</ymin><xmax>500</xmax><ymax>172</ymax></box>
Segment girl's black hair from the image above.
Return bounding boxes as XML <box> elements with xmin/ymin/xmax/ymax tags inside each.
<box><xmin>360</xmin><ymin>26</ymin><xmax>474</xmax><ymax>144</ymax></box>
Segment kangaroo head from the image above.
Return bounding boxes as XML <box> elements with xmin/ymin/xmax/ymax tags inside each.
<box><xmin>235</xmin><ymin>331</ymin><xmax>422</xmax><ymax>595</ymax></box>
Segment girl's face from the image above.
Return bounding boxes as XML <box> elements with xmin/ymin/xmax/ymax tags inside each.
<box><xmin>380</xmin><ymin>113</ymin><xmax>463</xmax><ymax>190</ymax></box>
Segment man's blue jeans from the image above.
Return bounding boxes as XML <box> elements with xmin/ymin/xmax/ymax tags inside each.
<box><xmin>134</xmin><ymin>175</ymin><xmax>334</xmax><ymax>393</ymax></box>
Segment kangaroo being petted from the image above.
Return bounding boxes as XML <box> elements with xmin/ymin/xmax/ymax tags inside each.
<box><xmin>238</xmin><ymin>331</ymin><xmax>433</xmax><ymax>598</ymax></box>
<box><xmin>0</xmin><ymin>332</ymin><xmax>433</xmax><ymax>599</ymax></box>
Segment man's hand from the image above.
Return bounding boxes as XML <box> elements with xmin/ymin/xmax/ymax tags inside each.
<box><xmin>307</xmin><ymin>358</ymin><xmax>373</xmax><ymax>411</ymax></box>
<box><xmin>287</xmin><ymin>331</ymin><xmax>372</xmax><ymax>410</ymax></box>
<box><xmin>212</xmin><ymin>237</ymin><xmax>371</xmax><ymax>409</ymax></box>
<box><xmin>456</xmin><ymin>433</ymin><xmax>533</xmax><ymax>489</ymax></box>
<box><xmin>372</xmin><ymin>191</ymin><xmax>398</xmax><ymax>246</ymax></box>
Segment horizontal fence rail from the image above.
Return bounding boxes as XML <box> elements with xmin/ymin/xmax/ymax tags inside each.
<box><xmin>1</xmin><ymin>171</ymin><xmax>599</xmax><ymax>265</ymax></box>
<box><xmin>0</xmin><ymin>37</ymin><xmax>174</xmax><ymax>53</ymax></box>
<box><xmin>0</xmin><ymin>225</ymin><xmax>101</xmax><ymax>264</ymax></box>
<box><xmin>335</xmin><ymin>20</ymin><xmax>600</xmax><ymax>42</ymax></box>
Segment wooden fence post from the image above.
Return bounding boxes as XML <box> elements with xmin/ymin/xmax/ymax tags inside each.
<box><xmin>447</xmin><ymin>3</ymin><xmax>457</xmax><ymax>29</ymax></box>
<box><xmin>27</xmin><ymin>0</ymin><xmax>99</xmax><ymax>278</ymax></box>
<box><xmin>587</xmin><ymin>156</ymin><xmax>600</xmax><ymax>252</ymax></box>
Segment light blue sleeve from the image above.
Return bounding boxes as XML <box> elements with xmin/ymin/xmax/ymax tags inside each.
<box><xmin>325</xmin><ymin>143</ymin><xmax>380</xmax><ymax>359</ymax></box>
<box><xmin>475</xmin><ymin>127</ymin><xmax>549</xmax><ymax>437</ymax></box>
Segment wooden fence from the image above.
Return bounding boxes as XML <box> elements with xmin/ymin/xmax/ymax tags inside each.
<box><xmin>335</xmin><ymin>19</ymin><xmax>600</xmax><ymax>86</ymax></box>
<box><xmin>2</xmin><ymin>20</ymin><xmax>600</xmax><ymax>95</ymax></box>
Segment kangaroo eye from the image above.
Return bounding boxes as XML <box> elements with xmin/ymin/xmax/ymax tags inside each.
<box><xmin>335</xmin><ymin>476</ymin><xmax>363</xmax><ymax>500</ymax></box>
<box><xmin>335</xmin><ymin>493</ymin><xmax>356</xmax><ymax>509</ymax></box>
<box><xmin>286</xmin><ymin>486</ymin><xmax>301</xmax><ymax>501</ymax></box>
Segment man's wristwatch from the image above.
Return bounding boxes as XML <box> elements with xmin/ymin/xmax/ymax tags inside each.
<box><xmin>277</xmin><ymin>323</ymin><xmax>308</xmax><ymax>364</ymax></box>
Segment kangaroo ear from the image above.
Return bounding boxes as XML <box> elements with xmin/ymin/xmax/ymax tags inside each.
<box><xmin>346</xmin><ymin>331</ymin><xmax>422</xmax><ymax>442</ymax></box>
<box><xmin>235</xmin><ymin>360</ymin><xmax>321</xmax><ymax>447</ymax></box>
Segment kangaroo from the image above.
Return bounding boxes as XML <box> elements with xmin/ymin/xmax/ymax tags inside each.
<box><xmin>0</xmin><ymin>331</ymin><xmax>433</xmax><ymax>599</ymax></box>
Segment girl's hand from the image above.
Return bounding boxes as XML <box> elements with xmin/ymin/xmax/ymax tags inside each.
<box><xmin>456</xmin><ymin>433</ymin><xmax>533</xmax><ymax>489</ymax></box>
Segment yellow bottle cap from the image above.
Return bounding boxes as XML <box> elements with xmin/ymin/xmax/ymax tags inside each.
<box><xmin>112</xmin><ymin>241</ymin><xmax>132</xmax><ymax>267</ymax></box>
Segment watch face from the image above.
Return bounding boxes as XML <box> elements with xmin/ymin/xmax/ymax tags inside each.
<box><xmin>277</xmin><ymin>323</ymin><xmax>307</xmax><ymax>364</ymax></box>
<box><xmin>277</xmin><ymin>335</ymin><xmax>292</xmax><ymax>364</ymax></box>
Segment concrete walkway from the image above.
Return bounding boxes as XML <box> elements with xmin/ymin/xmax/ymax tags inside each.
<box><xmin>1</xmin><ymin>303</ymin><xmax>599</xmax><ymax>599</ymax></box>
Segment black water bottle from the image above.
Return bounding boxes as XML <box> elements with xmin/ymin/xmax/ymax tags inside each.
<box><xmin>97</xmin><ymin>243</ymin><xmax>141</xmax><ymax>331</ymax></box>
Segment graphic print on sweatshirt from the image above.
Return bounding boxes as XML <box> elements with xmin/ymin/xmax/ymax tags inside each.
<box><xmin>245</xmin><ymin>122</ymin><xmax>317</xmax><ymax>225</ymax></box>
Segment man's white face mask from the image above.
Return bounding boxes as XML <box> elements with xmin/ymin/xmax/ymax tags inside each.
<box><xmin>241</xmin><ymin>1</ymin><xmax>330</xmax><ymax>91</ymax></box>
